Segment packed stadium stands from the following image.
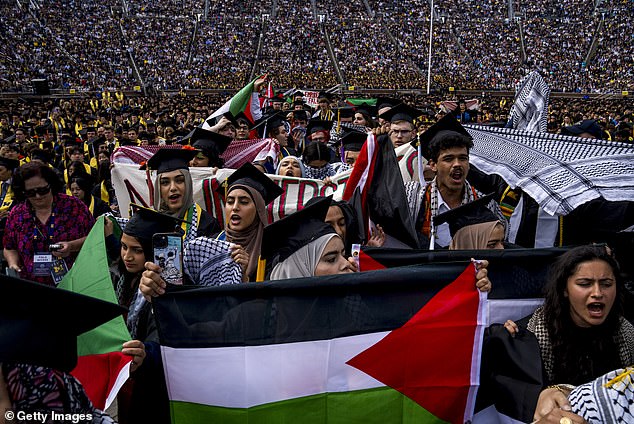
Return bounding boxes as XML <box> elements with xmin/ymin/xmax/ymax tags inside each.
<box><xmin>0</xmin><ymin>0</ymin><xmax>631</xmax><ymax>93</ymax></box>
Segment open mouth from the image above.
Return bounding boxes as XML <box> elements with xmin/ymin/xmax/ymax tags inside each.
<box><xmin>285</xmin><ymin>169</ymin><xmax>295</xmax><ymax>176</ymax></box>
<box><xmin>450</xmin><ymin>169</ymin><xmax>463</xmax><ymax>183</ymax></box>
<box><xmin>587</xmin><ymin>302</ymin><xmax>605</xmax><ymax>317</ymax></box>
<box><xmin>169</xmin><ymin>194</ymin><xmax>181</xmax><ymax>203</ymax></box>
<box><xmin>230</xmin><ymin>214</ymin><xmax>241</xmax><ymax>226</ymax></box>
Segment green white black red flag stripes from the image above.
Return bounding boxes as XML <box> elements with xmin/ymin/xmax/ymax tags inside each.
<box><xmin>154</xmin><ymin>262</ymin><xmax>487</xmax><ymax>423</ymax></box>
<box><xmin>58</xmin><ymin>217</ymin><xmax>132</xmax><ymax>410</ymax></box>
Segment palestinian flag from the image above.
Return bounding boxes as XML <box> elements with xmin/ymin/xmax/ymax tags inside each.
<box><xmin>343</xmin><ymin>134</ymin><xmax>419</xmax><ymax>248</ymax></box>
<box><xmin>204</xmin><ymin>75</ymin><xmax>265</xmax><ymax>126</ymax></box>
<box><xmin>154</xmin><ymin>262</ymin><xmax>487</xmax><ymax>423</ymax></box>
<box><xmin>59</xmin><ymin>216</ymin><xmax>132</xmax><ymax>410</ymax></box>
<box><xmin>356</xmin><ymin>247</ymin><xmax>570</xmax><ymax>327</ymax></box>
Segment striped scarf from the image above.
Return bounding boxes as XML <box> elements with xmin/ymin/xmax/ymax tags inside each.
<box><xmin>421</xmin><ymin>178</ymin><xmax>477</xmax><ymax>238</ymax></box>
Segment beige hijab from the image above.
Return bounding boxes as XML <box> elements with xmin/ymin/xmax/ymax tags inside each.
<box><xmin>224</xmin><ymin>184</ymin><xmax>267</xmax><ymax>279</ymax></box>
<box><xmin>270</xmin><ymin>234</ymin><xmax>338</xmax><ymax>280</ymax></box>
<box><xmin>449</xmin><ymin>221</ymin><xmax>501</xmax><ymax>250</ymax></box>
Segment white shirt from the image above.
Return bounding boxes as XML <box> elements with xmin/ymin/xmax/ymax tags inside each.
<box><xmin>434</xmin><ymin>190</ymin><xmax>452</xmax><ymax>248</ymax></box>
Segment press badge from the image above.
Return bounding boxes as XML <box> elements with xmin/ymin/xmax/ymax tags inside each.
<box><xmin>50</xmin><ymin>258</ymin><xmax>68</xmax><ymax>286</ymax></box>
<box><xmin>33</xmin><ymin>252</ymin><xmax>53</xmax><ymax>276</ymax></box>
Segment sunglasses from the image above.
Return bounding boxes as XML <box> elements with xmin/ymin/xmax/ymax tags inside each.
<box><xmin>25</xmin><ymin>185</ymin><xmax>51</xmax><ymax>198</ymax></box>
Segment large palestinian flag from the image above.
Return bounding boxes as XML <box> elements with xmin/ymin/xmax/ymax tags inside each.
<box><xmin>154</xmin><ymin>262</ymin><xmax>487</xmax><ymax>423</ymax></box>
<box><xmin>59</xmin><ymin>216</ymin><xmax>132</xmax><ymax>410</ymax></box>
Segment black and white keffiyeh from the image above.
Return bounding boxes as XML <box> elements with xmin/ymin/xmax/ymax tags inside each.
<box><xmin>507</xmin><ymin>71</ymin><xmax>550</xmax><ymax>133</ymax></box>
<box><xmin>569</xmin><ymin>366</ymin><xmax>634</xmax><ymax>424</ymax></box>
<box><xmin>183</xmin><ymin>237</ymin><xmax>242</xmax><ymax>286</ymax></box>
<box><xmin>466</xmin><ymin>124</ymin><xmax>634</xmax><ymax>215</ymax></box>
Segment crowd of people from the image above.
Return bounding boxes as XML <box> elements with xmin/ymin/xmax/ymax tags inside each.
<box><xmin>0</xmin><ymin>72</ymin><xmax>633</xmax><ymax>423</ymax></box>
<box><xmin>1</xmin><ymin>0</ymin><xmax>631</xmax><ymax>92</ymax></box>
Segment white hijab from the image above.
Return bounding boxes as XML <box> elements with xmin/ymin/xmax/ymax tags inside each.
<box><xmin>270</xmin><ymin>234</ymin><xmax>337</xmax><ymax>280</ymax></box>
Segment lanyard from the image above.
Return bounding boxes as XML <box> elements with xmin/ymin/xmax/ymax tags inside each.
<box><xmin>32</xmin><ymin>210</ymin><xmax>56</xmax><ymax>247</ymax></box>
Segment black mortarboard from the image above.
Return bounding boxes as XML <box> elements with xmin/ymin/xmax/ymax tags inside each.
<box><xmin>124</xmin><ymin>204</ymin><xmax>186</xmax><ymax>244</ymax></box>
<box><xmin>292</xmin><ymin>110</ymin><xmax>309</xmax><ymax>121</ymax></box>
<box><xmin>306</xmin><ymin>119</ymin><xmax>333</xmax><ymax>135</ymax></box>
<box><xmin>219</xmin><ymin>162</ymin><xmax>283</xmax><ymax>205</ymax></box>
<box><xmin>433</xmin><ymin>193</ymin><xmax>499</xmax><ymax>237</ymax></box>
<box><xmin>376</xmin><ymin>97</ymin><xmax>401</xmax><ymax>111</ymax></box>
<box><xmin>413</xmin><ymin>113</ymin><xmax>472</xmax><ymax>159</ymax></box>
<box><xmin>333</xmin><ymin>107</ymin><xmax>355</xmax><ymax>119</ymax></box>
<box><xmin>0</xmin><ymin>156</ymin><xmax>20</xmax><ymax>170</ymax></box>
<box><xmin>340</xmin><ymin>130</ymin><xmax>367</xmax><ymax>152</ymax></box>
<box><xmin>186</xmin><ymin>127</ymin><xmax>232</xmax><ymax>156</ymax></box>
<box><xmin>234</xmin><ymin>111</ymin><xmax>254</xmax><ymax>126</ymax></box>
<box><xmin>354</xmin><ymin>102</ymin><xmax>377</xmax><ymax>117</ymax></box>
<box><xmin>0</xmin><ymin>275</ymin><xmax>125</xmax><ymax>371</ymax></box>
<box><xmin>260</xmin><ymin>196</ymin><xmax>335</xmax><ymax>265</ymax></box>
<box><xmin>270</xmin><ymin>95</ymin><xmax>286</xmax><ymax>104</ymax></box>
<box><xmin>221</xmin><ymin>112</ymin><xmax>239</xmax><ymax>127</ymax></box>
<box><xmin>145</xmin><ymin>147</ymin><xmax>197</xmax><ymax>173</ymax></box>
<box><xmin>377</xmin><ymin>103</ymin><xmax>423</xmax><ymax>123</ymax></box>
<box><xmin>561</xmin><ymin>119</ymin><xmax>604</xmax><ymax>139</ymax></box>
<box><xmin>318</xmin><ymin>91</ymin><xmax>333</xmax><ymax>102</ymax></box>
<box><xmin>254</xmin><ymin>112</ymin><xmax>287</xmax><ymax>138</ymax></box>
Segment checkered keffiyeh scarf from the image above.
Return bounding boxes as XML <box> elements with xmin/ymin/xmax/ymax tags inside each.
<box><xmin>527</xmin><ymin>306</ymin><xmax>634</xmax><ymax>383</ymax></box>
<box><xmin>183</xmin><ymin>237</ymin><xmax>242</xmax><ymax>286</ymax></box>
<box><xmin>466</xmin><ymin>124</ymin><xmax>634</xmax><ymax>215</ymax></box>
<box><xmin>569</xmin><ymin>366</ymin><xmax>634</xmax><ymax>423</ymax></box>
<box><xmin>220</xmin><ymin>138</ymin><xmax>279</xmax><ymax>169</ymax></box>
<box><xmin>111</xmin><ymin>145</ymin><xmax>181</xmax><ymax>164</ymax></box>
<box><xmin>508</xmin><ymin>71</ymin><xmax>550</xmax><ymax>133</ymax></box>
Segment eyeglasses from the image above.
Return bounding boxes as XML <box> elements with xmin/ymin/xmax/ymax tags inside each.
<box><xmin>25</xmin><ymin>185</ymin><xmax>51</xmax><ymax>198</ymax></box>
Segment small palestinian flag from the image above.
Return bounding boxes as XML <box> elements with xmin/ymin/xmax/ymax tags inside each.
<box><xmin>59</xmin><ymin>216</ymin><xmax>132</xmax><ymax>410</ymax></box>
<box><xmin>154</xmin><ymin>262</ymin><xmax>487</xmax><ymax>423</ymax></box>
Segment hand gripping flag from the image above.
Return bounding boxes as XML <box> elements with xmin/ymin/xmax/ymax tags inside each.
<box><xmin>154</xmin><ymin>262</ymin><xmax>487</xmax><ymax>423</ymax></box>
<box><xmin>58</xmin><ymin>216</ymin><xmax>132</xmax><ymax>410</ymax></box>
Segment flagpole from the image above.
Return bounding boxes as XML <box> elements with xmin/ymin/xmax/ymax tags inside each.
<box><xmin>427</xmin><ymin>0</ymin><xmax>434</xmax><ymax>95</ymax></box>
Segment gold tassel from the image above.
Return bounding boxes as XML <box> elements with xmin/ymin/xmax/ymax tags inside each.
<box><xmin>604</xmin><ymin>366</ymin><xmax>634</xmax><ymax>389</ymax></box>
<box><xmin>256</xmin><ymin>256</ymin><xmax>266</xmax><ymax>282</ymax></box>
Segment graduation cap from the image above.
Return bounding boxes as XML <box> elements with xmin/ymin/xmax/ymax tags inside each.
<box><xmin>561</xmin><ymin>120</ymin><xmax>604</xmax><ymax>139</ymax></box>
<box><xmin>218</xmin><ymin>162</ymin><xmax>283</xmax><ymax>205</ymax></box>
<box><xmin>412</xmin><ymin>113</ymin><xmax>472</xmax><ymax>160</ymax></box>
<box><xmin>144</xmin><ymin>147</ymin><xmax>198</xmax><ymax>173</ymax></box>
<box><xmin>188</xmin><ymin>127</ymin><xmax>232</xmax><ymax>156</ymax></box>
<box><xmin>306</xmin><ymin>119</ymin><xmax>333</xmax><ymax>135</ymax></box>
<box><xmin>340</xmin><ymin>130</ymin><xmax>368</xmax><ymax>152</ymax></box>
<box><xmin>376</xmin><ymin>97</ymin><xmax>401</xmax><ymax>111</ymax></box>
<box><xmin>30</xmin><ymin>149</ymin><xmax>51</xmax><ymax>164</ymax></box>
<box><xmin>292</xmin><ymin>110</ymin><xmax>309</xmax><ymax>121</ymax></box>
<box><xmin>318</xmin><ymin>91</ymin><xmax>333</xmax><ymax>102</ymax></box>
<box><xmin>270</xmin><ymin>95</ymin><xmax>286</xmax><ymax>104</ymax></box>
<box><xmin>333</xmin><ymin>107</ymin><xmax>355</xmax><ymax>119</ymax></box>
<box><xmin>234</xmin><ymin>111</ymin><xmax>254</xmax><ymax>126</ymax></box>
<box><xmin>0</xmin><ymin>274</ymin><xmax>125</xmax><ymax>372</ymax></box>
<box><xmin>254</xmin><ymin>112</ymin><xmax>287</xmax><ymax>138</ymax></box>
<box><xmin>259</xmin><ymin>196</ymin><xmax>335</xmax><ymax>277</ymax></box>
<box><xmin>124</xmin><ymin>204</ymin><xmax>187</xmax><ymax>246</ymax></box>
<box><xmin>353</xmin><ymin>102</ymin><xmax>377</xmax><ymax>118</ymax></box>
<box><xmin>0</xmin><ymin>156</ymin><xmax>20</xmax><ymax>170</ymax></box>
<box><xmin>433</xmin><ymin>193</ymin><xmax>499</xmax><ymax>237</ymax></box>
<box><xmin>79</xmin><ymin>127</ymin><xmax>96</xmax><ymax>138</ymax></box>
<box><xmin>378</xmin><ymin>103</ymin><xmax>423</xmax><ymax>123</ymax></box>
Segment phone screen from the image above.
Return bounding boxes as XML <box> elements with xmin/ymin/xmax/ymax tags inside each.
<box><xmin>152</xmin><ymin>233</ymin><xmax>183</xmax><ymax>285</ymax></box>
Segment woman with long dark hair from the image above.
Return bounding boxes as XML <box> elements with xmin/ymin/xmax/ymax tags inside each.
<box><xmin>478</xmin><ymin>245</ymin><xmax>634</xmax><ymax>423</ymax></box>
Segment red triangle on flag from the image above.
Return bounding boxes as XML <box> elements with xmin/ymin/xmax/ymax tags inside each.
<box><xmin>358</xmin><ymin>249</ymin><xmax>387</xmax><ymax>272</ymax></box>
<box><xmin>347</xmin><ymin>265</ymin><xmax>482</xmax><ymax>424</ymax></box>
